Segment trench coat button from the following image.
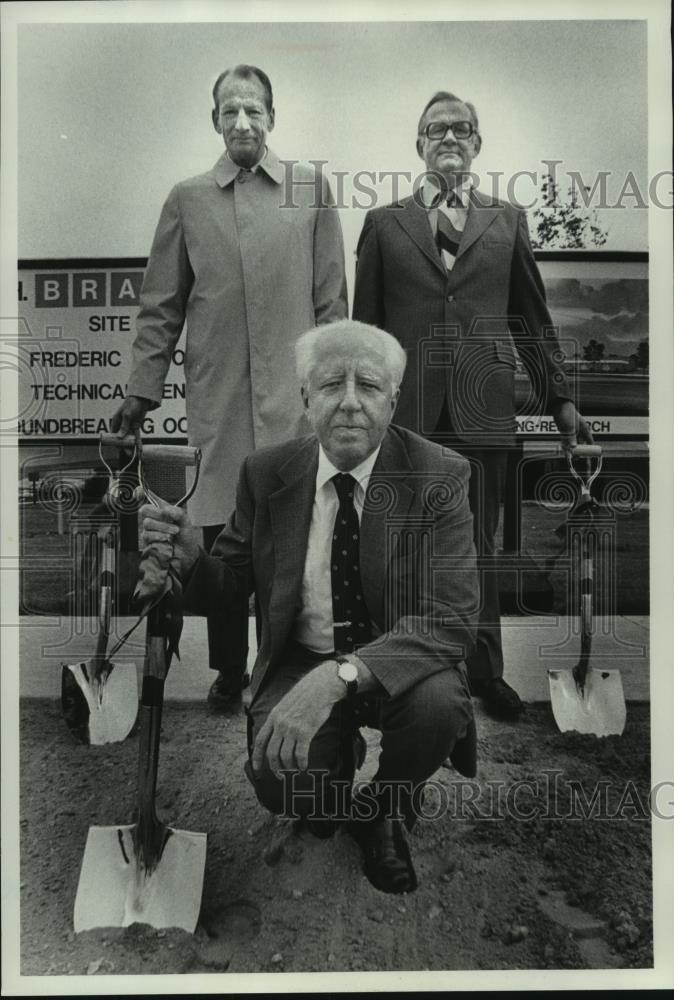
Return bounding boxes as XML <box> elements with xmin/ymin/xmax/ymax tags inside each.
<box><xmin>446</xmin><ymin>294</ymin><xmax>455</xmax><ymax>302</ymax></box>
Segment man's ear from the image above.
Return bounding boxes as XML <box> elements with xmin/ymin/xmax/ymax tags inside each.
<box><xmin>472</xmin><ymin>133</ymin><xmax>482</xmax><ymax>157</ymax></box>
<box><xmin>390</xmin><ymin>388</ymin><xmax>400</xmax><ymax>415</ymax></box>
<box><xmin>416</xmin><ymin>137</ymin><xmax>424</xmax><ymax>159</ymax></box>
<box><xmin>212</xmin><ymin>108</ymin><xmax>221</xmax><ymax>134</ymax></box>
<box><xmin>267</xmin><ymin>107</ymin><xmax>276</xmax><ymax>133</ymax></box>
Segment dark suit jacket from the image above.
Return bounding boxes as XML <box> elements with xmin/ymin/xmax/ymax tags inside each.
<box><xmin>352</xmin><ymin>191</ymin><xmax>572</xmax><ymax>447</ymax></box>
<box><xmin>184</xmin><ymin>425</ymin><xmax>478</xmax><ymax>704</ymax></box>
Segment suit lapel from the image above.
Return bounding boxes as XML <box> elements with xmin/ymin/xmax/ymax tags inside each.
<box><xmin>268</xmin><ymin>439</ymin><xmax>318</xmax><ymax>642</ymax></box>
<box><xmin>455</xmin><ymin>188</ymin><xmax>501</xmax><ymax>260</ymax></box>
<box><xmin>394</xmin><ymin>197</ymin><xmax>446</xmax><ymax>277</ymax></box>
<box><xmin>360</xmin><ymin>431</ymin><xmax>415</xmax><ymax>630</ymax></box>
<box><xmin>394</xmin><ymin>191</ymin><xmax>501</xmax><ymax>273</ymax></box>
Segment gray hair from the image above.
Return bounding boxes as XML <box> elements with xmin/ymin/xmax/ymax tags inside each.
<box><xmin>212</xmin><ymin>64</ymin><xmax>274</xmax><ymax>112</ymax></box>
<box><xmin>295</xmin><ymin>320</ymin><xmax>407</xmax><ymax>392</ymax></box>
<box><xmin>417</xmin><ymin>91</ymin><xmax>480</xmax><ymax>136</ymax></box>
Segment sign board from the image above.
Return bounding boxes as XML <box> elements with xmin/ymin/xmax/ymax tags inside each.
<box><xmin>17</xmin><ymin>260</ymin><xmax>186</xmax><ymax>441</ymax></box>
<box><xmin>515</xmin><ymin>415</ymin><xmax>648</xmax><ymax>436</ymax></box>
<box><xmin>16</xmin><ymin>253</ymin><xmax>649</xmax><ymax>445</ymax></box>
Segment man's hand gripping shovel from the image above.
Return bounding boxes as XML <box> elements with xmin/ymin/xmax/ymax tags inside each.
<box><xmin>74</xmin><ymin>434</ymin><xmax>207</xmax><ymax>933</ymax></box>
<box><xmin>548</xmin><ymin>444</ymin><xmax>627</xmax><ymax>737</ymax></box>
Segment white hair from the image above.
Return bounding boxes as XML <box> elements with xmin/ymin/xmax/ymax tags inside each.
<box><xmin>295</xmin><ymin>320</ymin><xmax>407</xmax><ymax>391</ymax></box>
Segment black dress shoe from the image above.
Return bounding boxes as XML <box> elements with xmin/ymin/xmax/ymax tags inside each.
<box><xmin>207</xmin><ymin>672</ymin><xmax>243</xmax><ymax>712</ymax></box>
<box><xmin>448</xmin><ymin>716</ymin><xmax>478</xmax><ymax>778</ymax></box>
<box><xmin>471</xmin><ymin>677</ymin><xmax>524</xmax><ymax>720</ymax></box>
<box><xmin>348</xmin><ymin>816</ymin><xmax>418</xmax><ymax>894</ymax></box>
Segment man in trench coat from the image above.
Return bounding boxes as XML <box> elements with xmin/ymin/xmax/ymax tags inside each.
<box><xmin>112</xmin><ymin>64</ymin><xmax>348</xmax><ymax>707</ymax></box>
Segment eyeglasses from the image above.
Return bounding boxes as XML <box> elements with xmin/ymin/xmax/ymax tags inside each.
<box><xmin>421</xmin><ymin>121</ymin><xmax>475</xmax><ymax>141</ymax></box>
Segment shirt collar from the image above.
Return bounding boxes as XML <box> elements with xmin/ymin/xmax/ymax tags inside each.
<box><xmin>419</xmin><ymin>172</ymin><xmax>474</xmax><ymax>210</ymax></box>
<box><xmin>315</xmin><ymin>444</ymin><xmax>382</xmax><ymax>498</ymax></box>
<box><xmin>214</xmin><ymin>146</ymin><xmax>284</xmax><ymax>187</ymax></box>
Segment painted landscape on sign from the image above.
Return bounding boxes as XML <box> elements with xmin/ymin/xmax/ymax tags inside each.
<box><xmin>544</xmin><ymin>277</ymin><xmax>649</xmax><ymax>373</ymax></box>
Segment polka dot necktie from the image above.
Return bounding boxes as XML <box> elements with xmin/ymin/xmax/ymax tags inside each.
<box><xmin>330</xmin><ymin>473</ymin><xmax>372</xmax><ymax>653</ymax></box>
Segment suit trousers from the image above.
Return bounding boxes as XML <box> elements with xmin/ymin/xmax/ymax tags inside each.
<box><xmin>244</xmin><ymin>643</ymin><xmax>474</xmax><ymax>828</ymax></box>
<box><xmin>427</xmin><ymin>433</ymin><xmax>508</xmax><ymax>684</ymax></box>
<box><xmin>202</xmin><ymin>524</ymin><xmax>249</xmax><ymax>686</ymax></box>
<box><xmin>461</xmin><ymin>448</ymin><xmax>508</xmax><ymax>683</ymax></box>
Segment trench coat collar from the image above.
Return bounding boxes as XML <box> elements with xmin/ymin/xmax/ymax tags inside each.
<box><xmin>213</xmin><ymin>147</ymin><xmax>284</xmax><ymax>187</ymax></box>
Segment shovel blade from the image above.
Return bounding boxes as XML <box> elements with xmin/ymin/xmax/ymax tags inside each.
<box><xmin>62</xmin><ymin>660</ymin><xmax>138</xmax><ymax>745</ymax></box>
<box><xmin>548</xmin><ymin>668</ymin><xmax>626</xmax><ymax>736</ymax></box>
<box><xmin>74</xmin><ymin>824</ymin><xmax>207</xmax><ymax>933</ymax></box>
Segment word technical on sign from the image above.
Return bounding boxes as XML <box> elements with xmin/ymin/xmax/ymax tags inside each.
<box><xmin>17</xmin><ymin>262</ymin><xmax>187</xmax><ymax>440</ymax></box>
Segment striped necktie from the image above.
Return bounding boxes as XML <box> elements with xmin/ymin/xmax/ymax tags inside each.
<box><xmin>436</xmin><ymin>191</ymin><xmax>464</xmax><ymax>270</ymax></box>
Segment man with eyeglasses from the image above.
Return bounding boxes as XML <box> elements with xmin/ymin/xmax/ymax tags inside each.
<box><xmin>353</xmin><ymin>90</ymin><xmax>592</xmax><ymax>720</ymax></box>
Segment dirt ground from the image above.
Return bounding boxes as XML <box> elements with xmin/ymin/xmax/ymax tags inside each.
<box><xmin>19</xmin><ymin>697</ymin><xmax>652</xmax><ymax>977</ymax></box>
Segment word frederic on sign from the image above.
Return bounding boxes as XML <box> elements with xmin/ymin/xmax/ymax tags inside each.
<box><xmin>17</xmin><ymin>263</ymin><xmax>187</xmax><ymax>442</ymax></box>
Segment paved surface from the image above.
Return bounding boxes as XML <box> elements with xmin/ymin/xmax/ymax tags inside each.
<box><xmin>17</xmin><ymin>614</ymin><xmax>650</xmax><ymax>702</ymax></box>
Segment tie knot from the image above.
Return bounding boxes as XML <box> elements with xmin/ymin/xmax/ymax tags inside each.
<box><xmin>332</xmin><ymin>473</ymin><xmax>357</xmax><ymax>503</ymax></box>
<box><xmin>447</xmin><ymin>190</ymin><xmax>462</xmax><ymax>208</ymax></box>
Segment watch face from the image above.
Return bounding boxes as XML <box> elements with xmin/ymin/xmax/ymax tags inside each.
<box><xmin>338</xmin><ymin>661</ymin><xmax>359</xmax><ymax>684</ymax></box>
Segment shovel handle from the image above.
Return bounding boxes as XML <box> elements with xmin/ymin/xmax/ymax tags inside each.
<box><xmin>141</xmin><ymin>598</ymin><xmax>176</xmax><ymax>682</ymax></box>
<box><xmin>567</xmin><ymin>445</ymin><xmax>602</xmax><ymax>494</ymax></box>
<box><xmin>101</xmin><ymin>434</ymin><xmax>199</xmax><ymax>468</ymax></box>
<box><xmin>140</xmin><ymin>446</ymin><xmax>201</xmax><ymax>509</ymax></box>
<box><xmin>100</xmin><ymin>432</ymin><xmax>137</xmax><ymax>449</ymax></box>
<box><xmin>141</xmin><ymin>445</ymin><xmax>200</xmax><ymax>467</ymax></box>
<box><xmin>92</xmin><ymin>533</ymin><xmax>116</xmax><ymax>661</ymax></box>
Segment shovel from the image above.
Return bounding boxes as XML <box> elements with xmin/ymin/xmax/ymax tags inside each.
<box><xmin>61</xmin><ymin>531</ymin><xmax>139</xmax><ymax>745</ymax></box>
<box><xmin>548</xmin><ymin>444</ymin><xmax>626</xmax><ymax>737</ymax></box>
<box><xmin>62</xmin><ymin>435</ymin><xmax>141</xmax><ymax>743</ymax></box>
<box><xmin>74</xmin><ymin>439</ymin><xmax>207</xmax><ymax>933</ymax></box>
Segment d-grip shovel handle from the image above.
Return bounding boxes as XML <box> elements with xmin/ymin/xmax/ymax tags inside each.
<box><xmin>100</xmin><ymin>432</ymin><xmax>137</xmax><ymax>450</ymax></box>
<box><xmin>99</xmin><ymin>434</ymin><xmax>200</xmax><ymax>466</ymax></box>
<box><xmin>567</xmin><ymin>444</ymin><xmax>603</xmax><ymax>494</ymax></box>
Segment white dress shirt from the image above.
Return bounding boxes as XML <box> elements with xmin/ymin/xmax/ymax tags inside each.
<box><xmin>293</xmin><ymin>444</ymin><xmax>381</xmax><ymax>653</ymax></box>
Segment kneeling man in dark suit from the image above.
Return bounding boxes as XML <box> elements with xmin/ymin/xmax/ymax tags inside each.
<box><xmin>141</xmin><ymin>319</ymin><xmax>478</xmax><ymax>894</ymax></box>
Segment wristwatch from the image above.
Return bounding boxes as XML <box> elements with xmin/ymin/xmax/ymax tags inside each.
<box><xmin>336</xmin><ymin>656</ymin><xmax>358</xmax><ymax>700</ymax></box>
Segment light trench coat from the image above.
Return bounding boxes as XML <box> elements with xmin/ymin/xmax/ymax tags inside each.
<box><xmin>127</xmin><ymin>149</ymin><xmax>348</xmax><ymax>524</ymax></box>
